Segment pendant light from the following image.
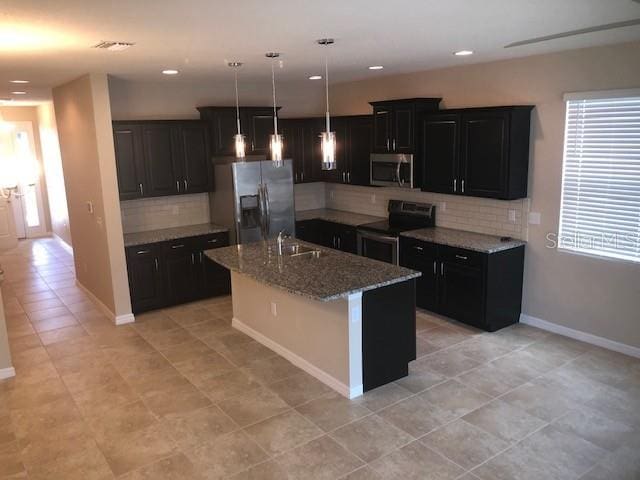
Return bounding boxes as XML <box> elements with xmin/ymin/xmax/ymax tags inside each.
<box><xmin>266</xmin><ymin>52</ymin><xmax>283</xmax><ymax>167</ymax></box>
<box><xmin>228</xmin><ymin>62</ymin><xmax>246</xmax><ymax>159</ymax></box>
<box><xmin>317</xmin><ymin>38</ymin><xmax>336</xmax><ymax>171</ymax></box>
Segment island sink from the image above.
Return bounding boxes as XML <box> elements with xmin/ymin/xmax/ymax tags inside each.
<box><xmin>279</xmin><ymin>243</ymin><xmax>322</xmax><ymax>258</ymax></box>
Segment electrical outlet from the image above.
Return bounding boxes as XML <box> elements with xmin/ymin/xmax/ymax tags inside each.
<box><xmin>270</xmin><ymin>301</ymin><xmax>277</xmax><ymax>317</ymax></box>
<box><xmin>528</xmin><ymin>212</ymin><xmax>541</xmax><ymax>225</ymax></box>
<box><xmin>371</xmin><ymin>194</ymin><xmax>376</xmax><ymax>204</ymax></box>
<box><xmin>508</xmin><ymin>210</ymin><xmax>517</xmax><ymax>223</ymax></box>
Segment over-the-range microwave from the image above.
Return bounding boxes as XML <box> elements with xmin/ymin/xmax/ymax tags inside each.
<box><xmin>370</xmin><ymin>153</ymin><xmax>414</xmax><ymax>188</ymax></box>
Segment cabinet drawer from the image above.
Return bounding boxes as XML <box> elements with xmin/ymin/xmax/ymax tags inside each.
<box><xmin>400</xmin><ymin>237</ymin><xmax>438</xmax><ymax>258</ymax></box>
<box><xmin>439</xmin><ymin>245</ymin><xmax>484</xmax><ymax>267</ymax></box>
<box><xmin>162</xmin><ymin>238</ymin><xmax>193</xmax><ymax>253</ymax></box>
<box><xmin>193</xmin><ymin>232</ymin><xmax>229</xmax><ymax>250</ymax></box>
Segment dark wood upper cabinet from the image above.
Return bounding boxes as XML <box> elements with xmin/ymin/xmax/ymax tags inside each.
<box><xmin>197</xmin><ymin>106</ymin><xmax>280</xmax><ymax>158</ymax></box>
<box><xmin>176</xmin><ymin>123</ymin><xmax>211</xmax><ymax>194</ymax></box>
<box><xmin>142</xmin><ymin>124</ymin><xmax>180</xmax><ymax>197</ymax></box>
<box><xmin>370</xmin><ymin>98</ymin><xmax>441</xmax><ymax>154</ymax></box>
<box><xmin>113</xmin><ymin>120</ymin><xmax>211</xmax><ymax>200</ymax></box>
<box><xmin>347</xmin><ymin>115</ymin><xmax>373</xmax><ymax>186</ymax></box>
<box><xmin>113</xmin><ymin>124</ymin><xmax>145</xmax><ymax>200</ymax></box>
<box><xmin>422</xmin><ymin>114</ymin><xmax>460</xmax><ymax>194</ymax></box>
<box><xmin>421</xmin><ymin>106</ymin><xmax>533</xmax><ymax>200</ymax></box>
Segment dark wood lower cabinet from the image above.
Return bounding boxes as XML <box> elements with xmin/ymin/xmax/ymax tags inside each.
<box><xmin>400</xmin><ymin>237</ymin><xmax>524</xmax><ymax>331</ymax></box>
<box><xmin>295</xmin><ymin>220</ymin><xmax>357</xmax><ymax>254</ymax></box>
<box><xmin>126</xmin><ymin>232</ymin><xmax>230</xmax><ymax>314</ymax></box>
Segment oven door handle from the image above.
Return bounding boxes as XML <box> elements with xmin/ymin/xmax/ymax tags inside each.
<box><xmin>397</xmin><ymin>157</ymin><xmax>405</xmax><ymax>188</ymax></box>
<box><xmin>358</xmin><ymin>231</ymin><xmax>399</xmax><ymax>244</ymax></box>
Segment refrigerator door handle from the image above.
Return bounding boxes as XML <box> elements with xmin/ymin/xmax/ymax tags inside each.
<box><xmin>263</xmin><ymin>183</ymin><xmax>271</xmax><ymax>236</ymax></box>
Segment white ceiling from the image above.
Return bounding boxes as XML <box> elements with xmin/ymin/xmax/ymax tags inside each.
<box><xmin>1</xmin><ymin>0</ymin><xmax>639</xmax><ymax>103</ymax></box>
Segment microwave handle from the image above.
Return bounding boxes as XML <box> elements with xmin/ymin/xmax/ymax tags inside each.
<box><xmin>397</xmin><ymin>158</ymin><xmax>404</xmax><ymax>188</ymax></box>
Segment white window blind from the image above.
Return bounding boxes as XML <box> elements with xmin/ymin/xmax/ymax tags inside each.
<box><xmin>558</xmin><ymin>92</ymin><xmax>640</xmax><ymax>263</ymax></box>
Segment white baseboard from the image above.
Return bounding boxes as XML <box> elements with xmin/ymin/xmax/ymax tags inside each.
<box><xmin>520</xmin><ymin>314</ymin><xmax>640</xmax><ymax>359</ymax></box>
<box><xmin>0</xmin><ymin>367</ymin><xmax>16</xmax><ymax>380</ymax></box>
<box><xmin>75</xmin><ymin>280</ymin><xmax>136</xmax><ymax>326</ymax></box>
<box><xmin>53</xmin><ymin>234</ymin><xmax>73</xmax><ymax>254</ymax></box>
<box><xmin>232</xmin><ymin>317</ymin><xmax>363</xmax><ymax>399</ymax></box>
<box><xmin>115</xmin><ymin>313</ymin><xmax>135</xmax><ymax>325</ymax></box>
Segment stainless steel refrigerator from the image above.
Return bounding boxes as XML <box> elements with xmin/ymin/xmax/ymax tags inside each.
<box><xmin>210</xmin><ymin>158</ymin><xmax>295</xmax><ymax>244</ymax></box>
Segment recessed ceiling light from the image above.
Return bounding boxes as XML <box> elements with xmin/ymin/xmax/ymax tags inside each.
<box><xmin>11</xmin><ymin>91</ymin><xmax>26</xmax><ymax>95</ymax></box>
<box><xmin>454</xmin><ymin>50</ymin><xmax>474</xmax><ymax>56</ymax></box>
<box><xmin>368</xmin><ymin>65</ymin><xmax>384</xmax><ymax>70</ymax></box>
<box><xmin>162</xmin><ymin>69</ymin><xmax>179</xmax><ymax>75</ymax></box>
<box><xmin>10</xmin><ymin>80</ymin><xmax>29</xmax><ymax>84</ymax></box>
<box><xmin>308</xmin><ymin>75</ymin><xmax>322</xmax><ymax>80</ymax></box>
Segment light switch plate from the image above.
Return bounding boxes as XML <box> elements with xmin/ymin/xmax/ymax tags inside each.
<box><xmin>528</xmin><ymin>212</ymin><xmax>541</xmax><ymax>225</ymax></box>
<box><xmin>270</xmin><ymin>301</ymin><xmax>277</xmax><ymax>317</ymax></box>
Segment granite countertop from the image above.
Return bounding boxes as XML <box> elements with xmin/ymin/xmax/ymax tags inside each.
<box><xmin>296</xmin><ymin>209</ymin><xmax>385</xmax><ymax>227</ymax></box>
<box><xmin>205</xmin><ymin>240</ymin><xmax>420</xmax><ymax>302</ymax></box>
<box><xmin>401</xmin><ymin>227</ymin><xmax>526</xmax><ymax>253</ymax></box>
<box><xmin>123</xmin><ymin>223</ymin><xmax>229</xmax><ymax>247</ymax></box>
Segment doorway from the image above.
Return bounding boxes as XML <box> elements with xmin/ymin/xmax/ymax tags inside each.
<box><xmin>0</xmin><ymin>121</ymin><xmax>47</xmax><ymax>239</ymax></box>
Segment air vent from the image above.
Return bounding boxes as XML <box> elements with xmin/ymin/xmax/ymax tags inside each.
<box><xmin>92</xmin><ymin>41</ymin><xmax>135</xmax><ymax>51</ymax></box>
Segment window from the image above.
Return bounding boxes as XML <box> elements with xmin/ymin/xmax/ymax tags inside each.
<box><xmin>558</xmin><ymin>90</ymin><xmax>640</xmax><ymax>263</ymax></box>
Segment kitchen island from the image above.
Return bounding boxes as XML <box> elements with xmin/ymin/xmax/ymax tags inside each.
<box><xmin>205</xmin><ymin>240</ymin><xmax>420</xmax><ymax>398</ymax></box>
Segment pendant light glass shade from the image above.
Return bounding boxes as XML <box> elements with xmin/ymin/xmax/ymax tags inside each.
<box><xmin>318</xmin><ymin>38</ymin><xmax>336</xmax><ymax>171</ymax></box>
<box><xmin>266</xmin><ymin>52</ymin><xmax>284</xmax><ymax>167</ymax></box>
<box><xmin>229</xmin><ymin>62</ymin><xmax>246</xmax><ymax>160</ymax></box>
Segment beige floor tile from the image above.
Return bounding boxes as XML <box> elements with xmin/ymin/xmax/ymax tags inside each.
<box><xmin>101</xmin><ymin>335</ymin><xmax>155</xmax><ymax>359</ymax></box>
<box><xmin>462</xmin><ymin>400</ymin><xmax>547</xmax><ymax>444</ymax></box>
<box><xmin>457</xmin><ymin>364</ymin><xmax>524</xmax><ymax>396</ymax></box>
<box><xmin>99</xmin><ymin>422</ymin><xmax>177</xmax><ymax>476</ymax></box>
<box><xmin>3</xmin><ymin>377</ymin><xmax>68</xmax><ymax>410</ymax></box>
<box><xmin>45</xmin><ymin>335</ymin><xmax>98</xmax><ymax>361</ymax></box>
<box><xmin>331</xmin><ymin>414</ymin><xmax>412</xmax><ymax>462</ymax></box>
<box><xmin>22</xmin><ymin>298</ymin><xmax>64</xmax><ymax>314</ymax></box>
<box><xmin>296</xmin><ymin>392</ymin><xmax>371</xmax><ymax>432</ymax></box>
<box><xmin>11</xmin><ymin>346</ymin><xmax>50</xmax><ymax>369</ymax></box>
<box><xmin>267</xmin><ymin>372</ymin><xmax>332</xmax><ymax>407</ymax></box>
<box><xmin>448</xmin><ymin>335</ymin><xmax>515</xmax><ymax>363</ymax></box>
<box><xmin>517</xmin><ymin>425</ymin><xmax>607</xmax><ymax>478</ymax></box>
<box><xmin>125</xmin><ymin>368</ymin><xmax>191</xmax><ymax>397</ymax></box>
<box><xmin>72</xmin><ymin>376</ymin><xmax>140</xmax><ymax>418</ymax></box>
<box><xmin>395</xmin><ymin>364</ymin><xmax>447</xmax><ymax>394</ymax></box>
<box><xmin>61</xmin><ymin>363</ymin><xmax>124</xmax><ymax>394</ymax></box>
<box><xmin>186</xmin><ymin>430</ymin><xmax>267</xmax><ymax>479</ymax></box>
<box><xmin>161</xmin><ymin>405</ymin><xmax>237</xmax><ymax>450</ymax></box>
<box><xmin>241</xmin><ymin>355</ymin><xmax>302</xmax><ymax>384</ymax></box>
<box><xmin>142</xmin><ymin>382</ymin><xmax>211</xmax><ymax>418</ymax></box>
<box><xmin>597</xmin><ymin>445</ymin><xmax>640</xmax><ymax>480</ymax></box>
<box><xmin>414</xmin><ymin>349</ymin><xmax>480</xmax><ymax>378</ymax></box>
<box><xmin>140</xmin><ymin>327</ymin><xmax>195</xmax><ymax>350</ymax></box>
<box><xmin>0</xmin><ymin>414</ymin><xmax>16</xmax><ymax>444</ymax></box>
<box><xmin>119</xmin><ymin>453</ymin><xmax>204</xmax><ymax>480</ymax></box>
<box><xmin>421</xmin><ymin>419</ymin><xmax>509</xmax><ymax>470</ymax></box>
<box><xmin>7</xmin><ymin>334</ymin><xmax>41</xmax><ymax>354</ymax></box>
<box><xmin>369</xmin><ymin>440</ymin><xmax>465</xmax><ymax>480</ymax></box>
<box><xmin>173</xmin><ymin>351</ymin><xmax>236</xmax><ymax>385</ymax></box>
<box><xmin>0</xmin><ymin>441</ymin><xmax>26</xmax><ymax>478</ymax></box>
<box><xmin>418</xmin><ymin>326</ymin><xmax>471</xmax><ymax>349</ymax></box>
<box><xmin>227</xmin><ymin>460</ymin><xmax>289</xmax><ymax>480</ymax></box>
<box><xmin>211</xmin><ymin>339</ymin><xmax>277</xmax><ymax>367</ymax></box>
<box><xmin>472</xmin><ymin>444</ymin><xmax>566</xmax><ymax>480</ymax></box>
<box><xmin>353</xmin><ymin>382</ymin><xmax>413</xmax><ymax>412</ymax></box>
<box><xmin>52</xmin><ymin>348</ymin><xmax>108</xmax><ymax>376</ymax></box>
<box><xmin>158</xmin><ymin>338</ymin><xmax>212</xmax><ymax>364</ymax></box>
<box><xmin>196</xmin><ymin>369</ymin><xmax>262</xmax><ymax>403</ymax></box>
<box><xmin>244</xmin><ymin>410</ymin><xmax>323</xmax><ymax>456</ymax></box>
<box><xmin>342</xmin><ymin>466</ymin><xmax>383</xmax><ymax>479</ymax></box>
<box><xmin>25</xmin><ymin>306</ymin><xmax>72</xmax><ymax>323</ymax></box>
<box><xmin>87</xmin><ymin>400</ymin><xmax>156</xmax><ymax>445</ymax></box>
<box><xmin>218</xmin><ymin>386</ymin><xmax>289</xmax><ymax>427</ymax></box>
<box><xmin>501</xmin><ymin>380</ymin><xmax>577</xmax><ymax>421</ymax></box>
<box><xmin>133</xmin><ymin>316</ymin><xmax>181</xmax><ymax>336</ymax></box>
<box><xmin>10</xmin><ymin>396</ymin><xmax>81</xmax><ymax>439</ymax></box>
<box><xmin>275</xmin><ymin>435</ymin><xmax>363</xmax><ymax>480</ymax></box>
<box><xmin>31</xmin><ymin>314</ymin><xmax>79</xmax><ymax>333</ymax></box>
<box><xmin>111</xmin><ymin>351</ymin><xmax>173</xmax><ymax>380</ymax></box>
<box><xmin>167</xmin><ymin>307</ymin><xmax>215</xmax><ymax>327</ymax></box>
<box><xmin>27</xmin><ymin>444</ymin><xmax>114</xmax><ymax>480</ymax></box>
<box><xmin>37</xmin><ymin>325</ymin><xmax>87</xmax><ymax>346</ymax></box>
<box><xmin>12</xmin><ymin>361</ymin><xmax>59</xmax><ymax>386</ymax></box>
<box><xmin>420</xmin><ymin>379</ymin><xmax>492</xmax><ymax>419</ymax></box>
<box><xmin>378</xmin><ymin>392</ymin><xmax>454</xmax><ymax>438</ymax></box>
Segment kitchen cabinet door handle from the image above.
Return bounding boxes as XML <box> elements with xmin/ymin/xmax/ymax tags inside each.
<box><xmin>139</xmin><ymin>183</ymin><xmax>144</xmax><ymax>196</ymax></box>
<box><xmin>433</xmin><ymin>260</ymin><xmax>437</xmax><ymax>275</ymax></box>
<box><xmin>154</xmin><ymin>258</ymin><xmax>159</xmax><ymax>272</ymax></box>
<box><xmin>386</xmin><ymin>138</ymin><xmax>390</xmax><ymax>151</ymax></box>
<box><xmin>176</xmin><ymin>180</ymin><xmax>180</xmax><ymax>192</ymax></box>
<box><xmin>342</xmin><ymin>172</ymin><xmax>346</xmax><ymax>183</ymax></box>
<box><xmin>191</xmin><ymin>253</ymin><xmax>195</xmax><ymax>265</ymax></box>
<box><xmin>171</xmin><ymin>244</ymin><xmax>185</xmax><ymax>249</ymax></box>
<box><xmin>136</xmin><ymin>249</ymin><xmax>150</xmax><ymax>255</ymax></box>
<box><xmin>208</xmin><ymin>238</ymin><xmax>219</xmax><ymax>244</ymax></box>
<box><xmin>332</xmin><ymin>235</ymin><xmax>336</xmax><ymax>248</ymax></box>
<box><xmin>453</xmin><ymin>179</ymin><xmax>457</xmax><ymax>192</ymax></box>
<box><xmin>461</xmin><ymin>179</ymin><xmax>465</xmax><ymax>193</ymax></box>
<box><xmin>392</xmin><ymin>138</ymin><xmax>396</xmax><ymax>151</ymax></box>
<box><xmin>347</xmin><ymin>171</ymin><xmax>350</xmax><ymax>183</ymax></box>
<box><xmin>183</xmin><ymin>179</ymin><xmax>188</xmax><ymax>191</ymax></box>
<box><xmin>337</xmin><ymin>237</ymin><xmax>341</xmax><ymax>249</ymax></box>
<box><xmin>455</xmin><ymin>254</ymin><xmax>468</xmax><ymax>260</ymax></box>
<box><xmin>199</xmin><ymin>251</ymin><xmax>203</xmax><ymax>263</ymax></box>
<box><xmin>414</xmin><ymin>246</ymin><xmax>423</xmax><ymax>252</ymax></box>
<box><xmin>440</xmin><ymin>262</ymin><xmax>444</xmax><ymax>276</ymax></box>
<box><xmin>301</xmin><ymin>171</ymin><xmax>304</xmax><ymax>181</ymax></box>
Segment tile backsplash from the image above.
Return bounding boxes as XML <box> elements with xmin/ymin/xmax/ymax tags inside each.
<box><xmin>294</xmin><ymin>183</ymin><xmax>326</xmax><ymax>211</ymax></box>
<box><xmin>120</xmin><ymin>193</ymin><xmax>210</xmax><ymax>233</ymax></box>
<box><xmin>325</xmin><ymin>183</ymin><xmax>530</xmax><ymax>240</ymax></box>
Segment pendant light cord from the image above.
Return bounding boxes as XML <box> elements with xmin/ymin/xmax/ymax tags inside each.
<box><xmin>271</xmin><ymin>60</ymin><xmax>278</xmax><ymax>136</ymax></box>
<box><xmin>234</xmin><ymin>70</ymin><xmax>241</xmax><ymax>135</ymax></box>
<box><xmin>324</xmin><ymin>53</ymin><xmax>330</xmax><ymax>132</ymax></box>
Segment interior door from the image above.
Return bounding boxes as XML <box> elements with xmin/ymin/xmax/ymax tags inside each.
<box><xmin>422</xmin><ymin>114</ymin><xmax>460</xmax><ymax>194</ymax></box>
<box><xmin>0</xmin><ymin>197</ymin><xmax>18</xmax><ymax>250</ymax></box>
<box><xmin>461</xmin><ymin>112</ymin><xmax>509</xmax><ymax>198</ymax></box>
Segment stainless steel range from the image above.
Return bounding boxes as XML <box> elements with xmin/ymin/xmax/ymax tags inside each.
<box><xmin>357</xmin><ymin>200</ymin><xmax>436</xmax><ymax>265</ymax></box>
